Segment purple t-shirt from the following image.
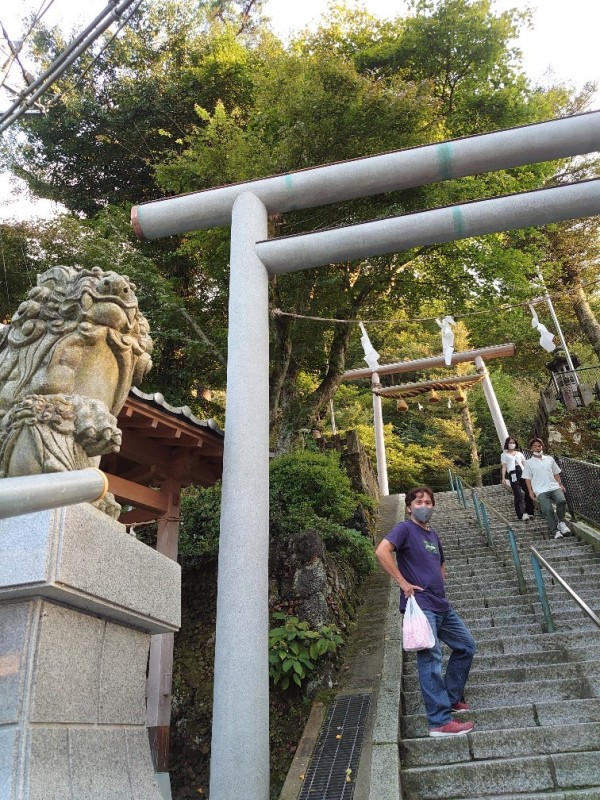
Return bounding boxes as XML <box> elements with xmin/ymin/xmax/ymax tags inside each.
<box><xmin>385</xmin><ymin>519</ymin><xmax>450</xmax><ymax>613</ymax></box>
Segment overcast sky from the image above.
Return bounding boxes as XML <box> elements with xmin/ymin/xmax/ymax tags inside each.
<box><xmin>1</xmin><ymin>0</ymin><xmax>599</xmax><ymax>221</ymax></box>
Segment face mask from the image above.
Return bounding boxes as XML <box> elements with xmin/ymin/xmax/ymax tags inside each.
<box><xmin>508</xmin><ymin>443</ymin><xmax>516</xmax><ymax>450</ymax></box>
<box><xmin>533</xmin><ymin>450</ymin><xmax>544</xmax><ymax>458</ymax></box>
<box><xmin>413</xmin><ymin>506</ymin><xmax>433</xmax><ymax>523</ymax></box>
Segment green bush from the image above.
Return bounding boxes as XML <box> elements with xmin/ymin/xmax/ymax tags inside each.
<box><xmin>178</xmin><ymin>453</ymin><xmax>376</xmax><ymax>578</ymax></box>
<box><xmin>269</xmin><ymin>451</ymin><xmax>356</xmax><ymax>524</ymax></box>
<box><xmin>178</xmin><ymin>483</ymin><xmax>222</xmax><ymax>563</ymax></box>
<box><xmin>268</xmin><ymin>612</ymin><xmax>343</xmax><ymax>690</ymax></box>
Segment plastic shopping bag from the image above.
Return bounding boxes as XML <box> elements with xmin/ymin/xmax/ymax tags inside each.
<box><xmin>402</xmin><ymin>596</ymin><xmax>436</xmax><ymax>651</ymax></box>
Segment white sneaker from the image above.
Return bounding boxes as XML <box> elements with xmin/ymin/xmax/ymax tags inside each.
<box><xmin>521</xmin><ymin>513</ymin><xmax>530</xmax><ymax>521</ymax></box>
<box><xmin>554</xmin><ymin>530</ymin><xmax>564</xmax><ymax>539</ymax></box>
<box><xmin>557</xmin><ymin>521</ymin><xmax>570</xmax><ymax>534</ymax></box>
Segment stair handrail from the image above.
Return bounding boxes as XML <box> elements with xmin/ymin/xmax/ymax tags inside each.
<box><xmin>448</xmin><ymin>470</ymin><xmax>600</xmax><ymax>627</ymax></box>
<box><xmin>530</xmin><ymin>545</ymin><xmax>600</xmax><ymax>632</ymax></box>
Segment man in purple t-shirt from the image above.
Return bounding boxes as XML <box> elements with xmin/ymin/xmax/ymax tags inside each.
<box><xmin>376</xmin><ymin>486</ymin><xmax>475</xmax><ymax>737</ymax></box>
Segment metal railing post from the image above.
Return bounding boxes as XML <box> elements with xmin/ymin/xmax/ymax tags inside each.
<box><xmin>472</xmin><ymin>490</ymin><xmax>483</xmax><ymax>531</ymax></box>
<box><xmin>531</xmin><ymin>553</ymin><xmax>556</xmax><ymax>633</ymax></box>
<box><xmin>457</xmin><ymin>478</ymin><xmax>467</xmax><ymax>508</ymax></box>
<box><xmin>507</xmin><ymin>528</ymin><xmax>527</xmax><ymax>594</ymax></box>
<box><xmin>449</xmin><ymin>470</ymin><xmax>454</xmax><ymax>492</ymax></box>
<box><xmin>480</xmin><ymin>503</ymin><xmax>493</xmax><ymax>546</ymax></box>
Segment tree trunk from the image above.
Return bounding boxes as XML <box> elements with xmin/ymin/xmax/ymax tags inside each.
<box><xmin>461</xmin><ymin>403</ymin><xmax>482</xmax><ymax>487</ymax></box>
<box><xmin>269</xmin><ymin>310</ymin><xmax>294</xmax><ymax>429</ymax></box>
<box><xmin>304</xmin><ymin>323</ymin><xmax>353</xmax><ymax>431</ymax></box>
<box><xmin>571</xmin><ymin>281</ymin><xmax>600</xmax><ymax>362</ymax></box>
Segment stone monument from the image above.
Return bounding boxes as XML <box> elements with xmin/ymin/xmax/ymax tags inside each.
<box><xmin>0</xmin><ymin>266</ymin><xmax>180</xmax><ymax>800</ymax></box>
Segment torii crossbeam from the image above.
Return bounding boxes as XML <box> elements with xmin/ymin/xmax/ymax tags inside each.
<box><xmin>341</xmin><ymin>344</ymin><xmax>515</xmax><ymax>495</ymax></box>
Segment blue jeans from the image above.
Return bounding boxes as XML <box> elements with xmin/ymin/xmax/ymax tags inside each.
<box><xmin>417</xmin><ymin>608</ymin><xmax>476</xmax><ymax>727</ymax></box>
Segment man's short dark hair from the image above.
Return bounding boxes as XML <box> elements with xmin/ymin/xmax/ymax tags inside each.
<box><xmin>528</xmin><ymin>437</ymin><xmax>545</xmax><ymax>448</ymax></box>
<box><xmin>405</xmin><ymin>486</ymin><xmax>435</xmax><ymax>507</ymax></box>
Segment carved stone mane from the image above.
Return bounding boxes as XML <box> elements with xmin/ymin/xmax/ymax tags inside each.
<box><xmin>0</xmin><ymin>265</ymin><xmax>153</xmax><ymax>517</ymax></box>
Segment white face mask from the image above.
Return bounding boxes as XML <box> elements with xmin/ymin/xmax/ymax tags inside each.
<box><xmin>533</xmin><ymin>450</ymin><xmax>544</xmax><ymax>458</ymax></box>
<box><xmin>507</xmin><ymin>443</ymin><xmax>516</xmax><ymax>450</ymax></box>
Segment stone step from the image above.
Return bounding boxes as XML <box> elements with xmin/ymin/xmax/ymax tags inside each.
<box><xmin>459</xmin><ymin>621</ymin><xmax>546</xmax><ymax>640</ymax></box>
<box><xmin>403</xmin><ymin>659</ymin><xmax>600</xmax><ymax>693</ymax></box>
<box><xmin>402</xmin><ymin>697</ymin><xmax>600</xmax><ymax>739</ymax></box>
<box><xmin>476</xmin><ymin>628</ymin><xmax>600</xmax><ymax>656</ymax></box>
<box><xmin>403</xmin><ymin>676</ymin><xmax>595</xmax><ymax>715</ymax></box>
<box><xmin>465</xmin><ymin>790</ymin><xmax>600</xmax><ymax>800</ymax></box>
<box><xmin>451</xmin><ymin>595</ymin><xmax>535</xmax><ymax>610</ymax></box>
<box><xmin>405</xmin><ymin>644</ymin><xmax>600</xmax><ymax>676</ymax></box>
<box><xmin>401</xmin><ymin>721</ymin><xmax>600</xmax><ymax>768</ymax></box>
<box><xmin>401</xmin><ymin>751</ymin><xmax>600</xmax><ymax>800</ymax></box>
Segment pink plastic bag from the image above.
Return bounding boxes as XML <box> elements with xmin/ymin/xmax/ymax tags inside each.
<box><xmin>402</xmin><ymin>596</ymin><xmax>435</xmax><ymax>651</ymax></box>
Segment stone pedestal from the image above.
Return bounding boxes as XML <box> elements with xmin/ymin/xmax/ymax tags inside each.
<box><xmin>0</xmin><ymin>504</ymin><xmax>181</xmax><ymax>800</ymax></box>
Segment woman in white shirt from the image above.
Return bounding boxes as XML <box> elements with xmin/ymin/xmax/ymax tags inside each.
<box><xmin>500</xmin><ymin>436</ymin><xmax>535</xmax><ymax>521</ymax></box>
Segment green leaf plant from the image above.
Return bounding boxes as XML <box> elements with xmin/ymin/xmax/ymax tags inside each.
<box><xmin>268</xmin><ymin>612</ymin><xmax>343</xmax><ymax>691</ymax></box>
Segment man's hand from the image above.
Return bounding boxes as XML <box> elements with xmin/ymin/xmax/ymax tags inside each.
<box><xmin>529</xmin><ymin>491</ymin><xmax>536</xmax><ymax>500</ymax></box>
<box><xmin>398</xmin><ymin>578</ymin><xmax>424</xmax><ymax>598</ymax></box>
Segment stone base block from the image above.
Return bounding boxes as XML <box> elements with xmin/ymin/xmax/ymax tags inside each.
<box><xmin>1</xmin><ymin>600</ymin><xmax>162</xmax><ymax>799</ymax></box>
<box><xmin>0</xmin><ymin>503</ymin><xmax>180</xmax><ymax>633</ymax></box>
<box><xmin>0</xmin><ymin>503</ymin><xmax>180</xmax><ymax>799</ymax></box>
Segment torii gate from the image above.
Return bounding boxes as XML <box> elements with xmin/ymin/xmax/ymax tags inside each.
<box><xmin>341</xmin><ymin>344</ymin><xmax>514</xmax><ymax>495</ymax></box>
<box><xmin>131</xmin><ymin>111</ymin><xmax>600</xmax><ymax>800</ymax></box>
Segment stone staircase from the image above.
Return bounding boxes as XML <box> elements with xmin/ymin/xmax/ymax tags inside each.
<box><xmin>399</xmin><ymin>486</ymin><xmax>600</xmax><ymax>799</ymax></box>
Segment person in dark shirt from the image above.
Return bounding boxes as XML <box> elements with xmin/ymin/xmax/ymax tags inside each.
<box><xmin>375</xmin><ymin>486</ymin><xmax>475</xmax><ymax>737</ymax></box>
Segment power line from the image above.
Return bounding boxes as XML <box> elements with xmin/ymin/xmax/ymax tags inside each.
<box><xmin>0</xmin><ymin>0</ymin><xmax>143</xmax><ymax>134</ymax></box>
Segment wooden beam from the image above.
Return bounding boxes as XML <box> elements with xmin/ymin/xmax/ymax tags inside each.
<box><xmin>105</xmin><ymin>473</ymin><xmax>169</xmax><ymax>513</ymax></box>
<box><xmin>119</xmin><ymin>508</ymin><xmax>157</xmax><ymax>524</ymax></box>
<box><xmin>117</xmin><ymin>431</ymin><xmax>174</xmax><ymax>465</ymax></box>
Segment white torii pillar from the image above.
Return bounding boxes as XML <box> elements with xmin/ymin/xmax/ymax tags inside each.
<box><xmin>342</xmin><ymin>345</ymin><xmax>515</xmax><ymax>485</ymax></box>
<box><xmin>474</xmin><ymin>355</ymin><xmax>509</xmax><ymax>444</ymax></box>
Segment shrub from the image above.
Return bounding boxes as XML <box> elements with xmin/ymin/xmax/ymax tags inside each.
<box><xmin>178</xmin><ymin>483</ymin><xmax>222</xmax><ymax>563</ymax></box>
<box><xmin>268</xmin><ymin>612</ymin><xmax>343</xmax><ymax>690</ymax></box>
<box><xmin>269</xmin><ymin>451</ymin><xmax>356</xmax><ymax>524</ymax></box>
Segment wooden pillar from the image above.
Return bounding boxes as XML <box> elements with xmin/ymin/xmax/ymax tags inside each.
<box><xmin>147</xmin><ymin>479</ymin><xmax>181</xmax><ymax>774</ymax></box>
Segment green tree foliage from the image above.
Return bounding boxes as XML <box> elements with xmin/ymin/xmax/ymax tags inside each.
<box><xmin>268</xmin><ymin>612</ymin><xmax>342</xmax><ymax>690</ymax></box>
<box><xmin>0</xmin><ymin>223</ymin><xmax>38</xmax><ymax>321</ymax></box>
<box><xmin>3</xmin><ymin>0</ymin><xmax>597</xmax><ymax>482</ymax></box>
<box><xmin>177</xmin><ymin>451</ymin><xmax>376</xmax><ymax>574</ymax></box>
<box><xmin>269</xmin><ymin>450</ymin><xmax>357</xmax><ymax>523</ymax></box>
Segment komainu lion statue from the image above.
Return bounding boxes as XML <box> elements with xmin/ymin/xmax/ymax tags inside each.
<box><xmin>0</xmin><ymin>265</ymin><xmax>153</xmax><ymax>518</ymax></box>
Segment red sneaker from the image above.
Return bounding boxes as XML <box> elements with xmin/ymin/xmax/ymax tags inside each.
<box><xmin>451</xmin><ymin>701</ymin><xmax>471</xmax><ymax>712</ymax></box>
<box><xmin>429</xmin><ymin>719</ymin><xmax>474</xmax><ymax>737</ymax></box>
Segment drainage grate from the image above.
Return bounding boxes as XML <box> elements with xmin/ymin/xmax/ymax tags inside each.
<box><xmin>298</xmin><ymin>692</ymin><xmax>371</xmax><ymax>800</ymax></box>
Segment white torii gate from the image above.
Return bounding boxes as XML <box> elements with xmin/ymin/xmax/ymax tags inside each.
<box><xmin>131</xmin><ymin>110</ymin><xmax>600</xmax><ymax>800</ymax></box>
<box><xmin>341</xmin><ymin>344</ymin><xmax>514</xmax><ymax>495</ymax></box>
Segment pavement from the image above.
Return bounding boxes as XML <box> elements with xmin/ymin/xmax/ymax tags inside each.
<box><xmin>279</xmin><ymin>493</ymin><xmax>404</xmax><ymax>800</ymax></box>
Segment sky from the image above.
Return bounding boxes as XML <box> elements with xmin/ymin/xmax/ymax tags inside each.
<box><xmin>0</xmin><ymin>0</ymin><xmax>599</xmax><ymax>221</ymax></box>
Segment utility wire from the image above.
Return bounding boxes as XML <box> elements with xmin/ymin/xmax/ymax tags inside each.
<box><xmin>46</xmin><ymin>0</ymin><xmax>144</xmax><ymax>107</ymax></box>
<box><xmin>0</xmin><ymin>0</ymin><xmax>143</xmax><ymax>134</ymax></box>
<box><xmin>271</xmin><ymin>275</ymin><xmax>600</xmax><ymax>326</ymax></box>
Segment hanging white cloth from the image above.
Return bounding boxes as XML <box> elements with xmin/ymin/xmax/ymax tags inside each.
<box><xmin>358</xmin><ymin>322</ymin><xmax>380</xmax><ymax>370</ymax></box>
<box><xmin>436</xmin><ymin>315</ymin><xmax>455</xmax><ymax>366</ymax></box>
<box><xmin>529</xmin><ymin>305</ymin><xmax>556</xmax><ymax>353</ymax></box>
